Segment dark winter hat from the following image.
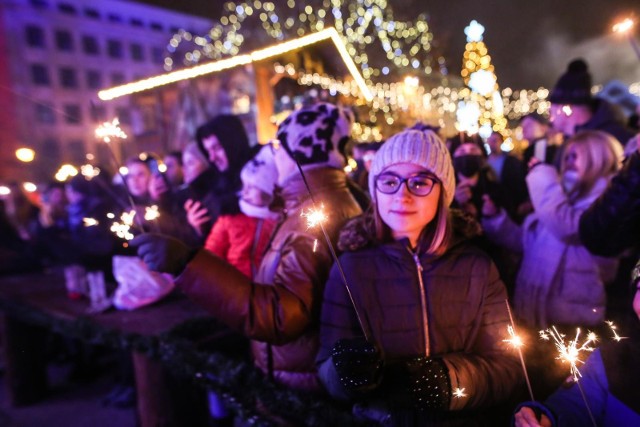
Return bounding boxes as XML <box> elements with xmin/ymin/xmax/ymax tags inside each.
<box><xmin>549</xmin><ymin>59</ymin><xmax>593</xmax><ymax>105</ymax></box>
<box><xmin>275</xmin><ymin>103</ymin><xmax>352</xmax><ymax>168</ymax></box>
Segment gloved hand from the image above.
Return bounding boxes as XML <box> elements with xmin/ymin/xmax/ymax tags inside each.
<box><xmin>130</xmin><ymin>233</ymin><xmax>195</xmax><ymax>276</ymax></box>
<box><xmin>399</xmin><ymin>357</ymin><xmax>451</xmax><ymax>410</ymax></box>
<box><xmin>332</xmin><ymin>337</ymin><xmax>384</xmax><ymax>394</ymax></box>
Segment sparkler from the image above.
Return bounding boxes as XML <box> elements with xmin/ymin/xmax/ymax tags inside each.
<box><xmin>301</xmin><ymin>204</ymin><xmax>328</xmax><ymax>229</ymax></box>
<box><xmin>301</xmin><ymin>204</ymin><xmax>327</xmax><ymax>253</ymax></box>
<box><xmin>452</xmin><ymin>387</ymin><xmax>466</xmax><ymax>399</ymax></box>
<box><xmin>95</xmin><ymin>118</ymin><xmax>144</xmax><ymax>231</ymax></box>
<box><xmin>293</xmin><ymin>159</ymin><xmax>372</xmax><ymax>341</ymax></box>
<box><xmin>503</xmin><ymin>300</ymin><xmax>535</xmax><ymax>401</ymax></box>
<box><xmin>144</xmin><ymin>205</ymin><xmax>160</xmax><ymax>221</ymax></box>
<box><xmin>605</xmin><ymin>320</ymin><xmax>627</xmax><ymax>342</ymax></box>
<box><xmin>539</xmin><ymin>326</ymin><xmax>597</xmax><ymax>427</ymax></box>
<box><xmin>110</xmin><ymin>209</ymin><xmax>137</xmax><ymax>241</ymax></box>
<box><xmin>83</xmin><ymin>217</ymin><xmax>99</xmax><ymax>227</ymax></box>
<box><xmin>613</xmin><ymin>18</ymin><xmax>640</xmax><ymax>60</ymax></box>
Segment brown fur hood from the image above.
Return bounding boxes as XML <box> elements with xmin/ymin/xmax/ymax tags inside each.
<box><xmin>337</xmin><ymin>208</ymin><xmax>483</xmax><ymax>252</ymax></box>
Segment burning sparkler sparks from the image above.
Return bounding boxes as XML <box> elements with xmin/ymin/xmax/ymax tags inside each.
<box><xmin>301</xmin><ymin>205</ymin><xmax>328</xmax><ymax>229</ymax></box>
<box><xmin>110</xmin><ymin>210</ymin><xmax>136</xmax><ymax>241</ymax></box>
<box><xmin>144</xmin><ymin>205</ymin><xmax>160</xmax><ymax>221</ymax></box>
<box><xmin>83</xmin><ymin>217</ymin><xmax>99</xmax><ymax>227</ymax></box>
<box><xmin>539</xmin><ymin>326</ymin><xmax>597</xmax><ymax>381</ymax></box>
<box><xmin>301</xmin><ymin>205</ymin><xmax>327</xmax><ymax>253</ymax></box>
<box><xmin>452</xmin><ymin>387</ymin><xmax>466</xmax><ymax>399</ymax></box>
<box><xmin>612</xmin><ymin>18</ymin><xmax>640</xmax><ymax>60</ymax></box>
<box><xmin>504</xmin><ymin>300</ymin><xmax>535</xmax><ymax>401</ymax></box>
<box><xmin>80</xmin><ymin>164</ymin><xmax>100</xmax><ymax>179</ymax></box>
<box><xmin>605</xmin><ymin>320</ymin><xmax>627</xmax><ymax>342</ymax></box>
<box><xmin>95</xmin><ymin>118</ymin><xmax>128</xmax><ymax>143</ymax></box>
<box><xmin>539</xmin><ymin>326</ymin><xmax>598</xmax><ymax>426</ymax></box>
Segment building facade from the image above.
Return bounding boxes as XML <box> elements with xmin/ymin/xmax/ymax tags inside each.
<box><xmin>0</xmin><ymin>0</ymin><xmax>212</xmax><ymax>182</ymax></box>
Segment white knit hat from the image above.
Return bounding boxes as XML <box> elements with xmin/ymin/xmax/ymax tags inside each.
<box><xmin>368</xmin><ymin>130</ymin><xmax>455</xmax><ymax>206</ymax></box>
<box><xmin>240</xmin><ymin>145</ymin><xmax>278</xmax><ymax>196</ymax></box>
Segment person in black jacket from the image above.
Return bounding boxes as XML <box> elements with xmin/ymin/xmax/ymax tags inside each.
<box><xmin>183</xmin><ymin>115</ymin><xmax>253</xmax><ymax>239</ymax></box>
<box><xmin>579</xmin><ymin>141</ymin><xmax>640</xmax><ymax>257</ymax></box>
<box><xmin>579</xmin><ymin>136</ymin><xmax>640</xmax><ymax>323</ymax></box>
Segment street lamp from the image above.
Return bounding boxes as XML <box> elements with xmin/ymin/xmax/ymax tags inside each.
<box><xmin>613</xmin><ymin>18</ymin><xmax>640</xmax><ymax>60</ymax></box>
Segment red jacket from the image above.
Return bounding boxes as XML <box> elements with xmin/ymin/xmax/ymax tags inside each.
<box><xmin>204</xmin><ymin>213</ymin><xmax>276</xmax><ymax>278</ymax></box>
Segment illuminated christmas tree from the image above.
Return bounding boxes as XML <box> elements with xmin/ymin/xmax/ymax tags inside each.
<box><xmin>458</xmin><ymin>20</ymin><xmax>506</xmax><ymax>138</ymax></box>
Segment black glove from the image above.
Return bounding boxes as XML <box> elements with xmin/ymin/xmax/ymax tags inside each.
<box><xmin>395</xmin><ymin>357</ymin><xmax>451</xmax><ymax>411</ymax></box>
<box><xmin>130</xmin><ymin>233</ymin><xmax>195</xmax><ymax>276</ymax></box>
<box><xmin>332</xmin><ymin>337</ymin><xmax>384</xmax><ymax>394</ymax></box>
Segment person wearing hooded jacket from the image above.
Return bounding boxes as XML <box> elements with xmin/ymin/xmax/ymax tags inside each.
<box><xmin>182</xmin><ymin>114</ymin><xmax>253</xmax><ymax>240</ymax></box>
<box><xmin>132</xmin><ymin>103</ymin><xmax>362</xmax><ymax>393</ymax></box>
<box><xmin>317</xmin><ymin>130</ymin><xmax>521</xmax><ymax>426</ymax></box>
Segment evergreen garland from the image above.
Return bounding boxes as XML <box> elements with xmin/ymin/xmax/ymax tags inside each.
<box><xmin>0</xmin><ymin>300</ymin><xmax>360</xmax><ymax>426</ymax></box>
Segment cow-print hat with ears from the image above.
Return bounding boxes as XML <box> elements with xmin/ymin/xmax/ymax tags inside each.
<box><xmin>276</xmin><ymin>103</ymin><xmax>353</xmax><ymax>169</ymax></box>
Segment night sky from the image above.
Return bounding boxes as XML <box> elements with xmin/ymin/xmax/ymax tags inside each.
<box><xmin>140</xmin><ymin>0</ymin><xmax>640</xmax><ymax>89</ymax></box>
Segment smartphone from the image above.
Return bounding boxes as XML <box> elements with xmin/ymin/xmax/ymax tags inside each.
<box><xmin>533</xmin><ymin>140</ymin><xmax>547</xmax><ymax>162</ymax></box>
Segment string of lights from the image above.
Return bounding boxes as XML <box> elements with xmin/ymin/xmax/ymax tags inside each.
<box><xmin>165</xmin><ymin>0</ymin><xmax>444</xmax><ymax>83</ymax></box>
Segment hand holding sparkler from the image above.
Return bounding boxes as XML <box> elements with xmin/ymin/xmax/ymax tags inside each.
<box><xmin>131</xmin><ymin>233</ymin><xmax>195</xmax><ymax>276</ymax></box>
<box><xmin>95</xmin><ymin>118</ymin><xmax>145</xmax><ymax>231</ymax></box>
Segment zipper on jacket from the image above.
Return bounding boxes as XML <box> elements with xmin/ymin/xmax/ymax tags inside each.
<box><xmin>409</xmin><ymin>248</ymin><xmax>430</xmax><ymax>357</ymax></box>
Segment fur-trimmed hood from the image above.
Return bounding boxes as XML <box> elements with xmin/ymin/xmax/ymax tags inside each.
<box><xmin>337</xmin><ymin>208</ymin><xmax>482</xmax><ymax>253</ymax></box>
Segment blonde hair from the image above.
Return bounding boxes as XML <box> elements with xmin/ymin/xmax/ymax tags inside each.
<box><xmin>371</xmin><ymin>185</ymin><xmax>451</xmax><ymax>256</ymax></box>
<box><xmin>561</xmin><ymin>130</ymin><xmax>623</xmax><ymax>199</ymax></box>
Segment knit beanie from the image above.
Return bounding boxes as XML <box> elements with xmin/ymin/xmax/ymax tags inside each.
<box><xmin>549</xmin><ymin>59</ymin><xmax>593</xmax><ymax>105</ymax></box>
<box><xmin>240</xmin><ymin>144</ymin><xmax>278</xmax><ymax>196</ymax></box>
<box><xmin>369</xmin><ymin>130</ymin><xmax>455</xmax><ymax>206</ymax></box>
<box><xmin>276</xmin><ymin>103</ymin><xmax>351</xmax><ymax>168</ymax></box>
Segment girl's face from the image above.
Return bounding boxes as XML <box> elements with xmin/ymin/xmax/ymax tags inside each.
<box><xmin>241</xmin><ymin>184</ymin><xmax>271</xmax><ymax>207</ymax></box>
<box><xmin>375</xmin><ymin>162</ymin><xmax>441</xmax><ymax>247</ymax></box>
<box><xmin>562</xmin><ymin>143</ymin><xmax>586</xmax><ymax>176</ymax></box>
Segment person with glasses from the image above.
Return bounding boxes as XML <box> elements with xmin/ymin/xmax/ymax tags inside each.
<box><xmin>317</xmin><ymin>129</ymin><xmax>521</xmax><ymax>425</ymax></box>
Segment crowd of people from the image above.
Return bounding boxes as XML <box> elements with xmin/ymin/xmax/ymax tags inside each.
<box><xmin>1</xmin><ymin>58</ymin><xmax>640</xmax><ymax>426</ymax></box>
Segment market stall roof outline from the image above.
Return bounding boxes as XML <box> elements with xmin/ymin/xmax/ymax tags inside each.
<box><xmin>98</xmin><ymin>27</ymin><xmax>373</xmax><ymax>102</ymax></box>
